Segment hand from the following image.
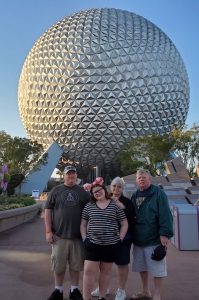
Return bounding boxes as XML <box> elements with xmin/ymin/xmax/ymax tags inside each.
<box><xmin>160</xmin><ymin>235</ymin><xmax>169</xmax><ymax>247</ymax></box>
<box><xmin>46</xmin><ymin>232</ymin><xmax>54</xmax><ymax>244</ymax></box>
<box><xmin>82</xmin><ymin>236</ymin><xmax>87</xmax><ymax>242</ymax></box>
<box><xmin>83</xmin><ymin>237</ymin><xmax>91</xmax><ymax>248</ymax></box>
<box><xmin>112</xmin><ymin>196</ymin><xmax>125</xmax><ymax>209</ymax></box>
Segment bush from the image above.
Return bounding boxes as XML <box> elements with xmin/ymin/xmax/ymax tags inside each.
<box><xmin>0</xmin><ymin>195</ymin><xmax>36</xmax><ymax>211</ymax></box>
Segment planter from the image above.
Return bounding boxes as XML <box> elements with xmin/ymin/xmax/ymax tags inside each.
<box><xmin>0</xmin><ymin>203</ymin><xmax>42</xmax><ymax>233</ymax></box>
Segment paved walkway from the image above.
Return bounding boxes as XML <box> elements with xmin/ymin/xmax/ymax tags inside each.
<box><xmin>0</xmin><ymin>213</ymin><xmax>198</xmax><ymax>300</ymax></box>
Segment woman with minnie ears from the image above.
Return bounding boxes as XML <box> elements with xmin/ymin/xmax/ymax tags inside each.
<box><xmin>82</xmin><ymin>177</ymin><xmax>104</xmax><ymax>193</ymax></box>
<box><xmin>91</xmin><ymin>177</ymin><xmax>135</xmax><ymax>300</ymax></box>
<box><xmin>80</xmin><ymin>179</ymin><xmax>128</xmax><ymax>300</ymax></box>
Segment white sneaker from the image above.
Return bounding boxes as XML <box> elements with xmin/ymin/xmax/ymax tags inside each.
<box><xmin>91</xmin><ymin>287</ymin><xmax>100</xmax><ymax>297</ymax></box>
<box><xmin>115</xmin><ymin>288</ymin><xmax>126</xmax><ymax>300</ymax></box>
<box><xmin>91</xmin><ymin>287</ymin><xmax>110</xmax><ymax>297</ymax></box>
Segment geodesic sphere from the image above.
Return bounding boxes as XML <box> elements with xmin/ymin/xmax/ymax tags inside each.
<box><xmin>18</xmin><ymin>8</ymin><xmax>189</xmax><ymax>168</ymax></box>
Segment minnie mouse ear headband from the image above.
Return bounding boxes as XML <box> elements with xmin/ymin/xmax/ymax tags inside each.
<box><xmin>83</xmin><ymin>177</ymin><xmax>104</xmax><ymax>192</ymax></box>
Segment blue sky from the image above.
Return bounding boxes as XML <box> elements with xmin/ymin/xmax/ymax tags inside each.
<box><xmin>0</xmin><ymin>0</ymin><xmax>198</xmax><ymax>138</ymax></box>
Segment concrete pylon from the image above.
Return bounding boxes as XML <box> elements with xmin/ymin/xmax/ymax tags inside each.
<box><xmin>15</xmin><ymin>141</ymin><xmax>63</xmax><ymax>195</ymax></box>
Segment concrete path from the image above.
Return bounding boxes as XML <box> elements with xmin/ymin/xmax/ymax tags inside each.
<box><xmin>0</xmin><ymin>213</ymin><xmax>198</xmax><ymax>300</ymax></box>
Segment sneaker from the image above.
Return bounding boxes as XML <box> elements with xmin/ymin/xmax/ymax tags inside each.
<box><xmin>47</xmin><ymin>289</ymin><xmax>63</xmax><ymax>300</ymax></box>
<box><xmin>115</xmin><ymin>288</ymin><xmax>126</xmax><ymax>300</ymax></box>
<box><xmin>91</xmin><ymin>287</ymin><xmax>110</xmax><ymax>297</ymax></box>
<box><xmin>69</xmin><ymin>288</ymin><xmax>83</xmax><ymax>300</ymax></box>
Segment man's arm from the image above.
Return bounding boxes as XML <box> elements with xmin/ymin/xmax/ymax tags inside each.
<box><xmin>44</xmin><ymin>209</ymin><xmax>54</xmax><ymax>244</ymax></box>
<box><xmin>158</xmin><ymin>190</ymin><xmax>173</xmax><ymax>239</ymax></box>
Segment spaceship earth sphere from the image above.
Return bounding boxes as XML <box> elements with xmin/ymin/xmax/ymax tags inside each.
<box><xmin>18</xmin><ymin>8</ymin><xmax>189</xmax><ymax>170</ymax></box>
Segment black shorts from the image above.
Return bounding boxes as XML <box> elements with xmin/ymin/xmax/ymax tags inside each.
<box><xmin>114</xmin><ymin>240</ymin><xmax>132</xmax><ymax>266</ymax></box>
<box><xmin>84</xmin><ymin>239</ymin><xmax>121</xmax><ymax>262</ymax></box>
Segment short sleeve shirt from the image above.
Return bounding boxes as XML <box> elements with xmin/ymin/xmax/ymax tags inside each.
<box><xmin>82</xmin><ymin>199</ymin><xmax>127</xmax><ymax>245</ymax></box>
<box><xmin>45</xmin><ymin>184</ymin><xmax>90</xmax><ymax>239</ymax></box>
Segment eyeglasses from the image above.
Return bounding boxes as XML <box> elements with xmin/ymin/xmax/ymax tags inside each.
<box><xmin>93</xmin><ymin>188</ymin><xmax>103</xmax><ymax>194</ymax></box>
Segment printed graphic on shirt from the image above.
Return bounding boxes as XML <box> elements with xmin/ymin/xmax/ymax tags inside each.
<box><xmin>136</xmin><ymin>197</ymin><xmax>146</xmax><ymax>208</ymax></box>
<box><xmin>60</xmin><ymin>189</ymin><xmax>80</xmax><ymax>207</ymax></box>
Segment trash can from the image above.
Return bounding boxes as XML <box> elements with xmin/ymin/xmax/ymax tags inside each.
<box><xmin>172</xmin><ymin>204</ymin><xmax>199</xmax><ymax>250</ymax></box>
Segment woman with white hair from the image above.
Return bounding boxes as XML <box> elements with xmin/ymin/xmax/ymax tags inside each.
<box><xmin>92</xmin><ymin>177</ymin><xmax>135</xmax><ymax>300</ymax></box>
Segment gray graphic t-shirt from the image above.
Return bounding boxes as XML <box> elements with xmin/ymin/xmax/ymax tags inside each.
<box><xmin>45</xmin><ymin>184</ymin><xmax>90</xmax><ymax>239</ymax></box>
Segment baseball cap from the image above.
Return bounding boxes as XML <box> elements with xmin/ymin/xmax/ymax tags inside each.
<box><xmin>63</xmin><ymin>165</ymin><xmax>77</xmax><ymax>174</ymax></box>
<box><xmin>151</xmin><ymin>244</ymin><xmax>167</xmax><ymax>261</ymax></box>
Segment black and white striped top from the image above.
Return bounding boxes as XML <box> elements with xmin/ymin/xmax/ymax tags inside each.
<box><xmin>82</xmin><ymin>199</ymin><xmax>127</xmax><ymax>245</ymax></box>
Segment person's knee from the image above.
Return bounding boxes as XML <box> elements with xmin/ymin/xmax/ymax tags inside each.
<box><xmin>84</xmin><ymin>266</ymin><xmax>95</xmax><ymax>277</ymax></box>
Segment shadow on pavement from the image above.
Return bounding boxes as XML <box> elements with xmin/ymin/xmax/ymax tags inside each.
<box><xmin>0</xmin><ymin>213</ymin><xmax>198</xmax><ymax>300</ymax></box>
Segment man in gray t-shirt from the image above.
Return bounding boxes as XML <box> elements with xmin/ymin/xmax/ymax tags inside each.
<box><xmin>44</xmin><ymin>165</ymin><xmax>90</xmax><ymax>300</ymax></box>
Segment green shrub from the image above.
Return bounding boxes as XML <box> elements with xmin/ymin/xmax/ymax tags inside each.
<box><xmin>0</xmin><ymin>195</ymin><xmax>36</xmax><ymax>211</ymax></box>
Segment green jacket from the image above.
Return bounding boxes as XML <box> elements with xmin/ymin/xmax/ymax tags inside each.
<box><xmin>131</xmin><ymin>185</ymin><xmax>173</xmax><ymax>246</ymax></box>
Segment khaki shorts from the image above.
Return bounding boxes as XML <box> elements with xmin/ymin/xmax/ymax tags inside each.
<box><xmin>51</xmin><ymin>238</ymin><xmax>85</xmax><ymax>274</ymax></box>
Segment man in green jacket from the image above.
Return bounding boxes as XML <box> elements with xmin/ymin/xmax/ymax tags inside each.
<box><xmin>131</xmin><ymin>169</ymin><xmax>173</xmax><ymax>300</ymax></box>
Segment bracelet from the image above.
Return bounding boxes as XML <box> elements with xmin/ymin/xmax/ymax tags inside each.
<box><xmin>46</xmin><ymin>231</ymin><xmax>52</xmax><ymax>234</ymax></box>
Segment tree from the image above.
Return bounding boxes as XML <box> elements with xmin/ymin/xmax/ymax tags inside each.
<box><xmin>117</xmin><ymin>134</ymin><xmax>175</xmax><ymax>176</ymax></box>
<box><xmin>0</xmin><ymin>131</ymin><xmax>47</xmax><ymax>176</ymax></box>
<box><xmin>117</xmin><ymin>124</ymin><xmax>199</xmax><ymax>177</ymax></box>
<box><xmin>171</xmin><ymin>124</ymin><xmax>199</xmax><ymax>177</ymax></box>
<box><xmin>0</xmin><ymin>131</ymin><xmax>12</xmax><ymax>163</ymax></box>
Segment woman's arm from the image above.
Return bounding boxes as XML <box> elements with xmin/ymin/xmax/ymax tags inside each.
<box><xmin>80</xmin><ymin>218</ymin><xmax>88</xmax><ymax>241</ymax></box>
<box><xmin>112</xmin><ymin>196</ymin><xmax>125</xmax><ymax>209</ymax></box>
<box><xmin>119</xmin><ymin>219</ymin><xmax>128</xmax><ymax>241</ymax></box>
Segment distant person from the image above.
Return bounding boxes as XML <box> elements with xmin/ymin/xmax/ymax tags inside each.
<box><xmin>80</xmin><ymin>181</ymin><xmax>128</xmax><ymax>300</ymax></box>
<box><xmin>44</xmin><ymin>165</ymin><xmax>90</xmax><ymax>300</ymax></box>
<box><xmin>91</xmin><ymin>177</ymin><xmax>135</xmax><ymax>300</ymax></box>
<box><xmin>131</xmin><ymin>169</ymin><xmax>173</xmax><ymax>300</ymax></box>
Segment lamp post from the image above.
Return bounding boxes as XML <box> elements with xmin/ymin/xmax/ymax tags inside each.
<box><xmin>93</xmin><ymin>166</ymin><xmax>96</xmax><ymax>181</ymax></box>
<box><xmin>93</xmin><ymin>165</ymin><xmax>100</xmax><ymax>180</ymax></box>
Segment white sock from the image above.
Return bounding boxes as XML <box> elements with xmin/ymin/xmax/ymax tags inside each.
<box><xmin>70</xmin><ymin>285</ymin><xmax>79</xmax><ymax>292</ymax></box>
<box><xmin>55</xmin><ymin>286</ymin><xmax>63</xmax><ymax>292</ymax></box>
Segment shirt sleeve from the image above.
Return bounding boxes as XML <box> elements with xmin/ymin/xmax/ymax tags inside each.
<box><xmin>117</xmin><ymin>206</ymin><xmax>127</xmax><ymax>222</ymax></box>
<box><xmin>45</xmin><ymin>188</ymin><xmax>56</xmax><ymax>209</ymax></box>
